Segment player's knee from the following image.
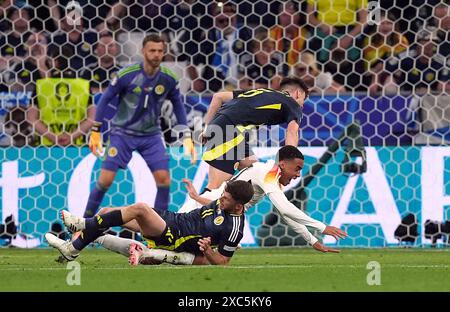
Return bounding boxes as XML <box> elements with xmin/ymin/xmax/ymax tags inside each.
<box><xmin>98</xmin><ymin>207</ymin><xmax>113</xmax><ymax>215</ymax></box>
<box><xmin>155</xmin><ymin>177</ymin><xmax>171</xmax><ymax>186</ymax></box>
<box><xmin>96</xmin><ymin>180</ymin><xmax>112</xmax><ymax>191</ymax></box>
<box><xmin>154</xmin><ymin>171</ymin><xmax>171</xmax><ymax>186</ymax></box>
<box><xmin>132</xmin><ymin>202</ymin><xmax>152</xmax><ymax>216</ymax></box>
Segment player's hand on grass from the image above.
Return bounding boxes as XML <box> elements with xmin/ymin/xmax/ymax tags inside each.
<box><xmin>323</xmin><ymin>226</ymin><xmax>348</xmax><ymax>241</ymax></box>
<box><xmin>183</xmin><ymin>136</ymin><xmax>197</xmax><ymax>165</ymax></box>
<box><xmin>312</xmin><ymin>241</ymin><xmax>340</xmax><ymax>253</ymax></box>
<box><xmin>89</xmin><ymin>122</ymin><xmax>103</xmax><ymax>157</ymax></box>
<box><xmin>182</xmin><ymin>179</ymin><xmax>200</xmax><ymax>201</ymax></box>
<box><xmin>198</xmin><ymin>237</ymin><xmax>212</xmax><ymax>252</ymax></box>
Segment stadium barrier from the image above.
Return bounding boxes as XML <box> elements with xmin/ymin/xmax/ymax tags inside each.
<box><xmin>1</xmin><ymin>144</ymin><xmax>448</xmax><ymax>248</ymax></box>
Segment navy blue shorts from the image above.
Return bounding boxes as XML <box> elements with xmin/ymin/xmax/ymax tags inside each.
<box><xmin>102</xmin><ymin>133</ymin><xmax>169</xmax><ymax>172</ymax></box>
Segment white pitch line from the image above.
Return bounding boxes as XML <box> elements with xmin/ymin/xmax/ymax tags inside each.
<box><xmin>0</xmin><ymin>264</ymin><xmax>449</xmax><ymax>271</ymax></box>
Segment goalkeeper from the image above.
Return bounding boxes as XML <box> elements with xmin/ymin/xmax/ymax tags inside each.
<box><xmin>89</xmin><ymin>146</ymin><xmax>347</xmax><ymax>266</ymax></box>
<box><xmin>86</xmin><ymin>33</ymin><xmax>196</xmax><ymax>216</ymax></box>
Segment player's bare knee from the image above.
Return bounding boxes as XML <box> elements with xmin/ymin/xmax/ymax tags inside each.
<box><xmin>132</xmin><ymin>202</ymin><xmax>152</xmax><ymax>217</ymax></box>
<box><xmin>97</xmin><ymin>180</ymin><xmax>112</xmax><ymax>191</ymax></box>
<box><xmin>156</xmin><ymin>178</ymin><xmax>171</xmax><ymax>187</ymax></box>
<box><xmin>98</xmin><ymin>207</ymin><xmax>112</xmax><ymax>215</ymax></box>
<box><xmin>154</xmin><ymin>171</ymin><xmax>171</xmax><ymax>186</ymax></box>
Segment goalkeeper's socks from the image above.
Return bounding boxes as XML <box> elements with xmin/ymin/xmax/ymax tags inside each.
<box><xmin>155</xmin><ymin>185</ymin><xmax>170</xmax><ymax>210</ymax></box>
<box><xmin>83</xmin><ymin>184</ymin><xmax>107</xmax><ymax>218</ymax></box>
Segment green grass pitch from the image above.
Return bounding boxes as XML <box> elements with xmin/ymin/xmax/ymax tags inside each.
<box><xmin>0</xmin><ymin>248</ymin><xmax>448</xmax><ymax>291</ymax></box>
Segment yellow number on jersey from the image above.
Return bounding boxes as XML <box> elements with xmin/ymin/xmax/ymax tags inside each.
<box><xmin>237</xmin><ymin>88</ymin><xmax>273</xmax><ymax>98</ymax></box>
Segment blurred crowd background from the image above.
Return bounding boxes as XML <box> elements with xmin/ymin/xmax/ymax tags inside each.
<box><xmin>0</xmin><ymin>0</ymin><xmax>449</xmax><ymax>147</ymax></box>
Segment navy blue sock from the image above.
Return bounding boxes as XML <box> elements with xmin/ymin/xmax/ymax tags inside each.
<box><xmin>155</xmin><ymin>185</ymin><xmax>170</xmax><ymax>210</ymax></box>
<box><xmin>72</xmin><ymin>228</ymin><xmax>104</xmax><ymax>251</ymax></box>
<box><xmin>72</xmin><ymin>210</ymin><xmax>124</xmax><ymax>251</ymax></box>
<box><xmin>83</xmin><ymin>184</ymin><xmax>108</xmax><ymax>218</ymax></box>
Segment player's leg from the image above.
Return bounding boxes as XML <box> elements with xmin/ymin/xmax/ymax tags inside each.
<box><xmin>83</xmin><ymin>134</ymin><xmax>134</xmax><ymax>217</ymax></box>
<box><xmin>63</xmin><ymin>203</ymin><xmax>166</xmax><ymax>253</ymax></box>
<box><xmin>98</xmin><ymin>207</ymin><xmax>141</xmax><ymax>232</ymax></box>
<box><xmin>95</xmin><ymin>236</ymin><xmax>199</xmax><ymax>265</ymax></box>
<box><xmin>138</xmin><ymin>134</ymin><xmax>171</xmax><ymax>210</ymax></box>
<box><xmin>152</xmin><ymin>169</ymin><xmax>171</xmax><ymax>210</ymax></box>
<box><xmin>127</xmin><ymin>242</ymin><xmax>208</xmax><ymax>265</ymax></box>
<box><xmin>83</xmin><ymin>169</ymin><xmax>117</xmax><ymax>218</ymax></box>
<box><xmin>95</xmin><ymin>234</ymin><xmax>146</xmax><ymax>257</ymax></box>
<box><xmin>203</xmin><ymin>121</ymin><xmax>256</xmax><ymax>189</ymax></box>
<box><xmin>237</xmin><ymin>130</ymin><xmax>258</xmax><ymax>170</ymax></box>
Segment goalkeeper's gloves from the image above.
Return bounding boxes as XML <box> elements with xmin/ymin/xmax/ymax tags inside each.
<box><xmin>89</xmin><ymin>121</ymin><xmax>103</xmax><ymax>157</ymax></box>
<box><xmin>183</xmin><ymin>132</ymin><xmax>197</xmax><ymax>165</ymax></box>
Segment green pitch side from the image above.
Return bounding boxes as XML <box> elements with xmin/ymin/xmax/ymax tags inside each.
<box><xmin>0</xmin><ymin>248</ymin><xmax>448</xmax><ymax>291</ymax></box>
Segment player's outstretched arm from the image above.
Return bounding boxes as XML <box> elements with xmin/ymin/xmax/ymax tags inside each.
<box><xmin>322</xmin><ymin>226</ymin><xmax>348</xmax><ymax>240</ymax></box>
<box><xmin>89</xmin><ymin>76</ymin><xmax>123</xmax><ymax>156</ymax></box>
<box><xmin>285</xmin><ymin>120</ymin><xmax>300</xmax><ymax>146</ymax></box>
<box><xmin>182</xmin><ymin>179</ymin><xmax>214</xmax><ymax>206</ymax></box>
<box><xmin>268</xmin><ymin>191</ymin><xmax>348</xmax><ymax>240</ymax></box>
<box><xmin>203</xmin><ymin>91</ymin><xmax>233</xmax><ymax>126</ymax></box>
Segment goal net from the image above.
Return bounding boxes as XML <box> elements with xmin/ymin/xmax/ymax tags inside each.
<box><xmin>0</xmin><ymin>0</ymin><xmax>449</xmax><ymax>248</ymax></box>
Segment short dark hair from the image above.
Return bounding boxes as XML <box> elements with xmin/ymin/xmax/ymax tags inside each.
<box><xmin>276</xmin><ymin>146</ymin><xmax>304</xmax><ymax>162</ymax></box>
<box><xmin>280</xmin><ymin>77</ymin><xmax>310</xmax><ymax>98</ymax></box>
<box><xmin>142</xmin><ymin>33</ymin><xmax>165</xmax><ymax>48</ymax></box>
<box><xmin>225</xmin><ymin>180</ymin><xmax>254</xmax><ymax>205</ymax></box>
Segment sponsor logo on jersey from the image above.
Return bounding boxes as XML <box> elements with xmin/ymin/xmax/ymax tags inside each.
<box><xmin>155</xmin><ymin>84</ymin><xmax>165</xmax><ymax>95</ymax></box>
<box><xmin>214</xmin><ymin>216</ymin><xmax>224</xmax><ymax>226</ymax></box>
<box><xmin>111</xmin><ymin>76</ymin><xmax>118</xmax><ymax>86</ymax></box>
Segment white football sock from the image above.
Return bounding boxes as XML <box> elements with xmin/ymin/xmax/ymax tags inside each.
<box><xmin>95</xmin><ymin>234</ymin><xmax>145</xmax><ymax>257</ymax></box>
<box><xmin>142</xmin><ymin>248</ymin><xmax>195</xmax><ymax>265</ymax></box>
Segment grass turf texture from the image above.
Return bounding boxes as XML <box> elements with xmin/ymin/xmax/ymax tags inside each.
<box><xmin>0</xmin><ymin>248</ymin><xmax>448</xmax><ymax>291</ymax></box>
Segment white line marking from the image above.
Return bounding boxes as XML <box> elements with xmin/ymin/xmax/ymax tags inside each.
<box><xmin>0</xmin><ymin>264</ymin><xmax>449</xmax><ymax>271</ymax></box>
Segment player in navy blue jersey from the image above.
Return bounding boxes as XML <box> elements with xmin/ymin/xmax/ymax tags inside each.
<box><xmin>46</xmin><ymin>180</ymin><xmax>254</xmax><ymax>265</ymax></box>
<box><xmin>200</xmin><ymin>77</ymin><xmax>309</xmax><ymax>191</ymax></box>
<box><xmin>85</xmin><ymin>33</ymin><xmax>196</xmax><ymax>217</ymax></box>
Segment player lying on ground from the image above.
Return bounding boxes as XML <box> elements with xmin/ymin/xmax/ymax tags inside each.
<box><xmin>46</xmin><ymin>180</ymin><xmax>255</xmax><ymax>265</ymax></box>
<box><xmin>89</xmin><ymin>146</ymin><xmax>346</xmax><ymax>265</ymax></box>
<box><xmin>181</xmin><ymin>146</ymin><xmax>348</xmax><ymax>251</ymax></box>
<box><xmin>201</xmin><ymin>77</ymin><xmax>308</xmax><ymax>190</ymax></box>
